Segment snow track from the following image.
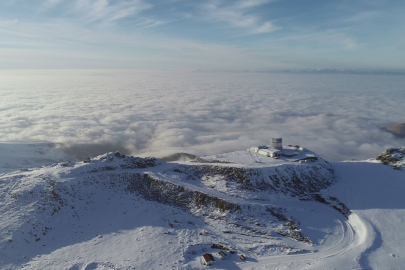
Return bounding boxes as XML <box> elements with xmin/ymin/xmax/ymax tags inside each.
<box><xmin>148</xmin><ymin>169</ymin><xmax>370</xmax><ymax>269</ymax></box>
<box><xmin>240</xmin><ymin>208</ymin><xmax>361</xmax><ymax>269</ymax></box>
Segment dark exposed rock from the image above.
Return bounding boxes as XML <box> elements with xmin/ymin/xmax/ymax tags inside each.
<box><xmin>125</xmin><ymin>173</ymin><xmax>240</xmax><ymax>213</ymax></box>
<box><xmin>172</xmin><ymin>162</ymin><xmax>336</xmax><ymax>197</ymax></box>
<box><xmin>300</xmin><ymin>194</ymin><xmax>351</xmax><ymax>218</ymax></box>
<box><xmin>190</xmin><ymin>158</ymin><xmax>233</xmax><ymax>164</ymax></box>
<box><xmin>376</xmin><ymin>147</ymin><xmax>405</xmax><ymax>170</ymax></box>
<box><xmin>84</xmin><ymin>153</ymin><xmax>162</xmax><ymax>172</ymax></box>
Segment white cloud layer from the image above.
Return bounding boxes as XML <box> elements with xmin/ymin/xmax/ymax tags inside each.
<box><xmin>0</xmin><ymin>70</ymin><xmax>404</xmax><ymax>161</ymax></box>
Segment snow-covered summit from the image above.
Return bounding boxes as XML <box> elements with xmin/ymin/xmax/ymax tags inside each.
<box><xmin>72</xmin><ymin>151</ymin><xmax>162</xmax><ymax>173</ymax></box>
<box><xmin>198</xmin><ymin>145</ymin><xmax>320</xmax><ymax>168</ymax></box>
<box><xmin>1</xmin><ymin>144</ymin><xmax>404</xmax><ymax>269</ymax></box>
<box><xmin>0</xmin><ymin>145</ymin><xmax>342</xmax><ymax>269</ymax></box>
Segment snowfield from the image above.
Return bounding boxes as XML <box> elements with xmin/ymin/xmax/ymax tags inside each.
<box><xmin>328</xmin><ymin>161</ymin><xmax>405</xmax><ymax>270</ymax></box>
<box><xmin>0</xmin><ymin>143</ymin><xmax>404</xmax><ymax>269</ymax></box>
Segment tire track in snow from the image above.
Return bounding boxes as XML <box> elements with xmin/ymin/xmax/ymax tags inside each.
<box><xmin>147</xmin><ymin>170</ymin><xmax>370</xmax><ymax>269</ymax></box>
<box><xmin>239</xmin><ymin>204</ymin><xmax>356</xmax><ymax>269</ymax></box>
<box><xmin>353</xmin><ymin>212</ymin><xmax>380</xmax><ymax>270</ymax></box>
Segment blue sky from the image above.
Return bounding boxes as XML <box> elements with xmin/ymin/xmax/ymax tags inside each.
<box><xmin>0</xmin><ymin>0</ymin><xmax>404</xmax><ymax>70</ymax></box>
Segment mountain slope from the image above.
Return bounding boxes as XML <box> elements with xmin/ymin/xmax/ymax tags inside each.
<box><xmin>0</xmin><ymin>146</ymin><xmax>404</xmax><ymax>269</ymax></box>
<box><xmin>328</xmin><ymin>161</ymin><xmax>405</xmax><ymax>270</ymax></box>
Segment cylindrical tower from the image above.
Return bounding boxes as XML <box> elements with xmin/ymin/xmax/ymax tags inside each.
<box><xmin>270</xmin><ymin>138</ymin><xmax>282</xmax><ymax>149</ymax></box>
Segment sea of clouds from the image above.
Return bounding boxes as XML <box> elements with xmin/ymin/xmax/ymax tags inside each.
<box><xmin>0</xmin><ymin>70</ymin><xmax>404</xmax><ymax>161</ymax></box>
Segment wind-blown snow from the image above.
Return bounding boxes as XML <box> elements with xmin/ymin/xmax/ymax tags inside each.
<box><xmin>0</xmin><ymin>70</ymin><xmax>404</xmax><ymax>161</ymax></box>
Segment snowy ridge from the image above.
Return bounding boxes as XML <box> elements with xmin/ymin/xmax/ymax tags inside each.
<box><xmin>0</xmin><ymin>160</ymin><xmax>313</xmax><ymax>269</ymax></box>
<box><xmin>172</xmin><ymin>161</ymin><xmax>336</xmax><ymax>200</ymax></box>
<box><xmin>0</xmin><ymin>146</ymin><xmax>404</xmax><ymax>269</ymax></box>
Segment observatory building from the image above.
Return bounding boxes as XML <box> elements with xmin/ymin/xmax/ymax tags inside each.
<box><xmin>247</xmin><ymin>137</ymin><xmax>316</xmax><ymax>162</ymax></box>
<box><xmin>250</xmin><ymin>138</ymin><xmax>283</xmax><ymax>159</ymax></box>
<box><xmin>270</xmin><ymin>138</ymin><xmax>282</xmax><ymax>149</ymax></box>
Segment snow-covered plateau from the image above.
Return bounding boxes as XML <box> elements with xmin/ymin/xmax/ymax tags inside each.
<box><xmin>0</xmin><ymin>142</ymin><xmax>404</xmax><ymax>270</ymax></box>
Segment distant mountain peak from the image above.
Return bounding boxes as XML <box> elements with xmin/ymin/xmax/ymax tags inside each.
<box><xmin>384</xmin><ymin>122</ymin><xmax>405</xmax><ymax>138</ymax></box>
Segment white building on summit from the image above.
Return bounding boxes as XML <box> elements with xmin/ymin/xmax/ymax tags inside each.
<box><xmin>250</xmin><ymin>138</ymin><xmax>284</xmax><ymax>159</ymax></box>
<box><xmin>257</xmin><ymin>148</ymin><xmax>281</xmax><ymax>158</ymax></box>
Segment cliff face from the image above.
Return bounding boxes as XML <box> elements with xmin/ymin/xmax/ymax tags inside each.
<box><xmin>171</xmin><ymin>158</ymin><xmax>336</xmax><ymax>200</ymax></box>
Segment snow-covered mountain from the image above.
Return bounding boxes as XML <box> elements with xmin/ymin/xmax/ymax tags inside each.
<box><xmin>0</xmin><ymin>143</ymin><xmax>404</xmax><ymax>270</ymax></box>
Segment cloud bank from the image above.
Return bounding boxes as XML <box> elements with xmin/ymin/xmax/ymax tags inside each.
<box><xmin>0</xmin><ymin>70</ymin><xmax>404</xmax><ymax>161</ymax></box>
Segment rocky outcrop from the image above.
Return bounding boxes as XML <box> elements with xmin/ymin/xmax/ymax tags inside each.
<box><xmin>81</xmin><ymin>152</ymin><xmax>162</xmax><ymax>173</ymax></box>
<box><xmin>376</xmin><ymin>147</ymin><xmax>405</xmax><ymax>170</ymax></box>
<box><xmin>300</xmin><ymin>194</ymin><xmax>351</xmax><ymax>218</ymax></box>
<box><xmin>124</xmin><ymin>173</ymin><xmax>240</xmax><ymax>213</ymax></box>
<box><xmin>172</xmin><ymin>161</ymin><xmax>336</xmax><ymax>199</ymax></box>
